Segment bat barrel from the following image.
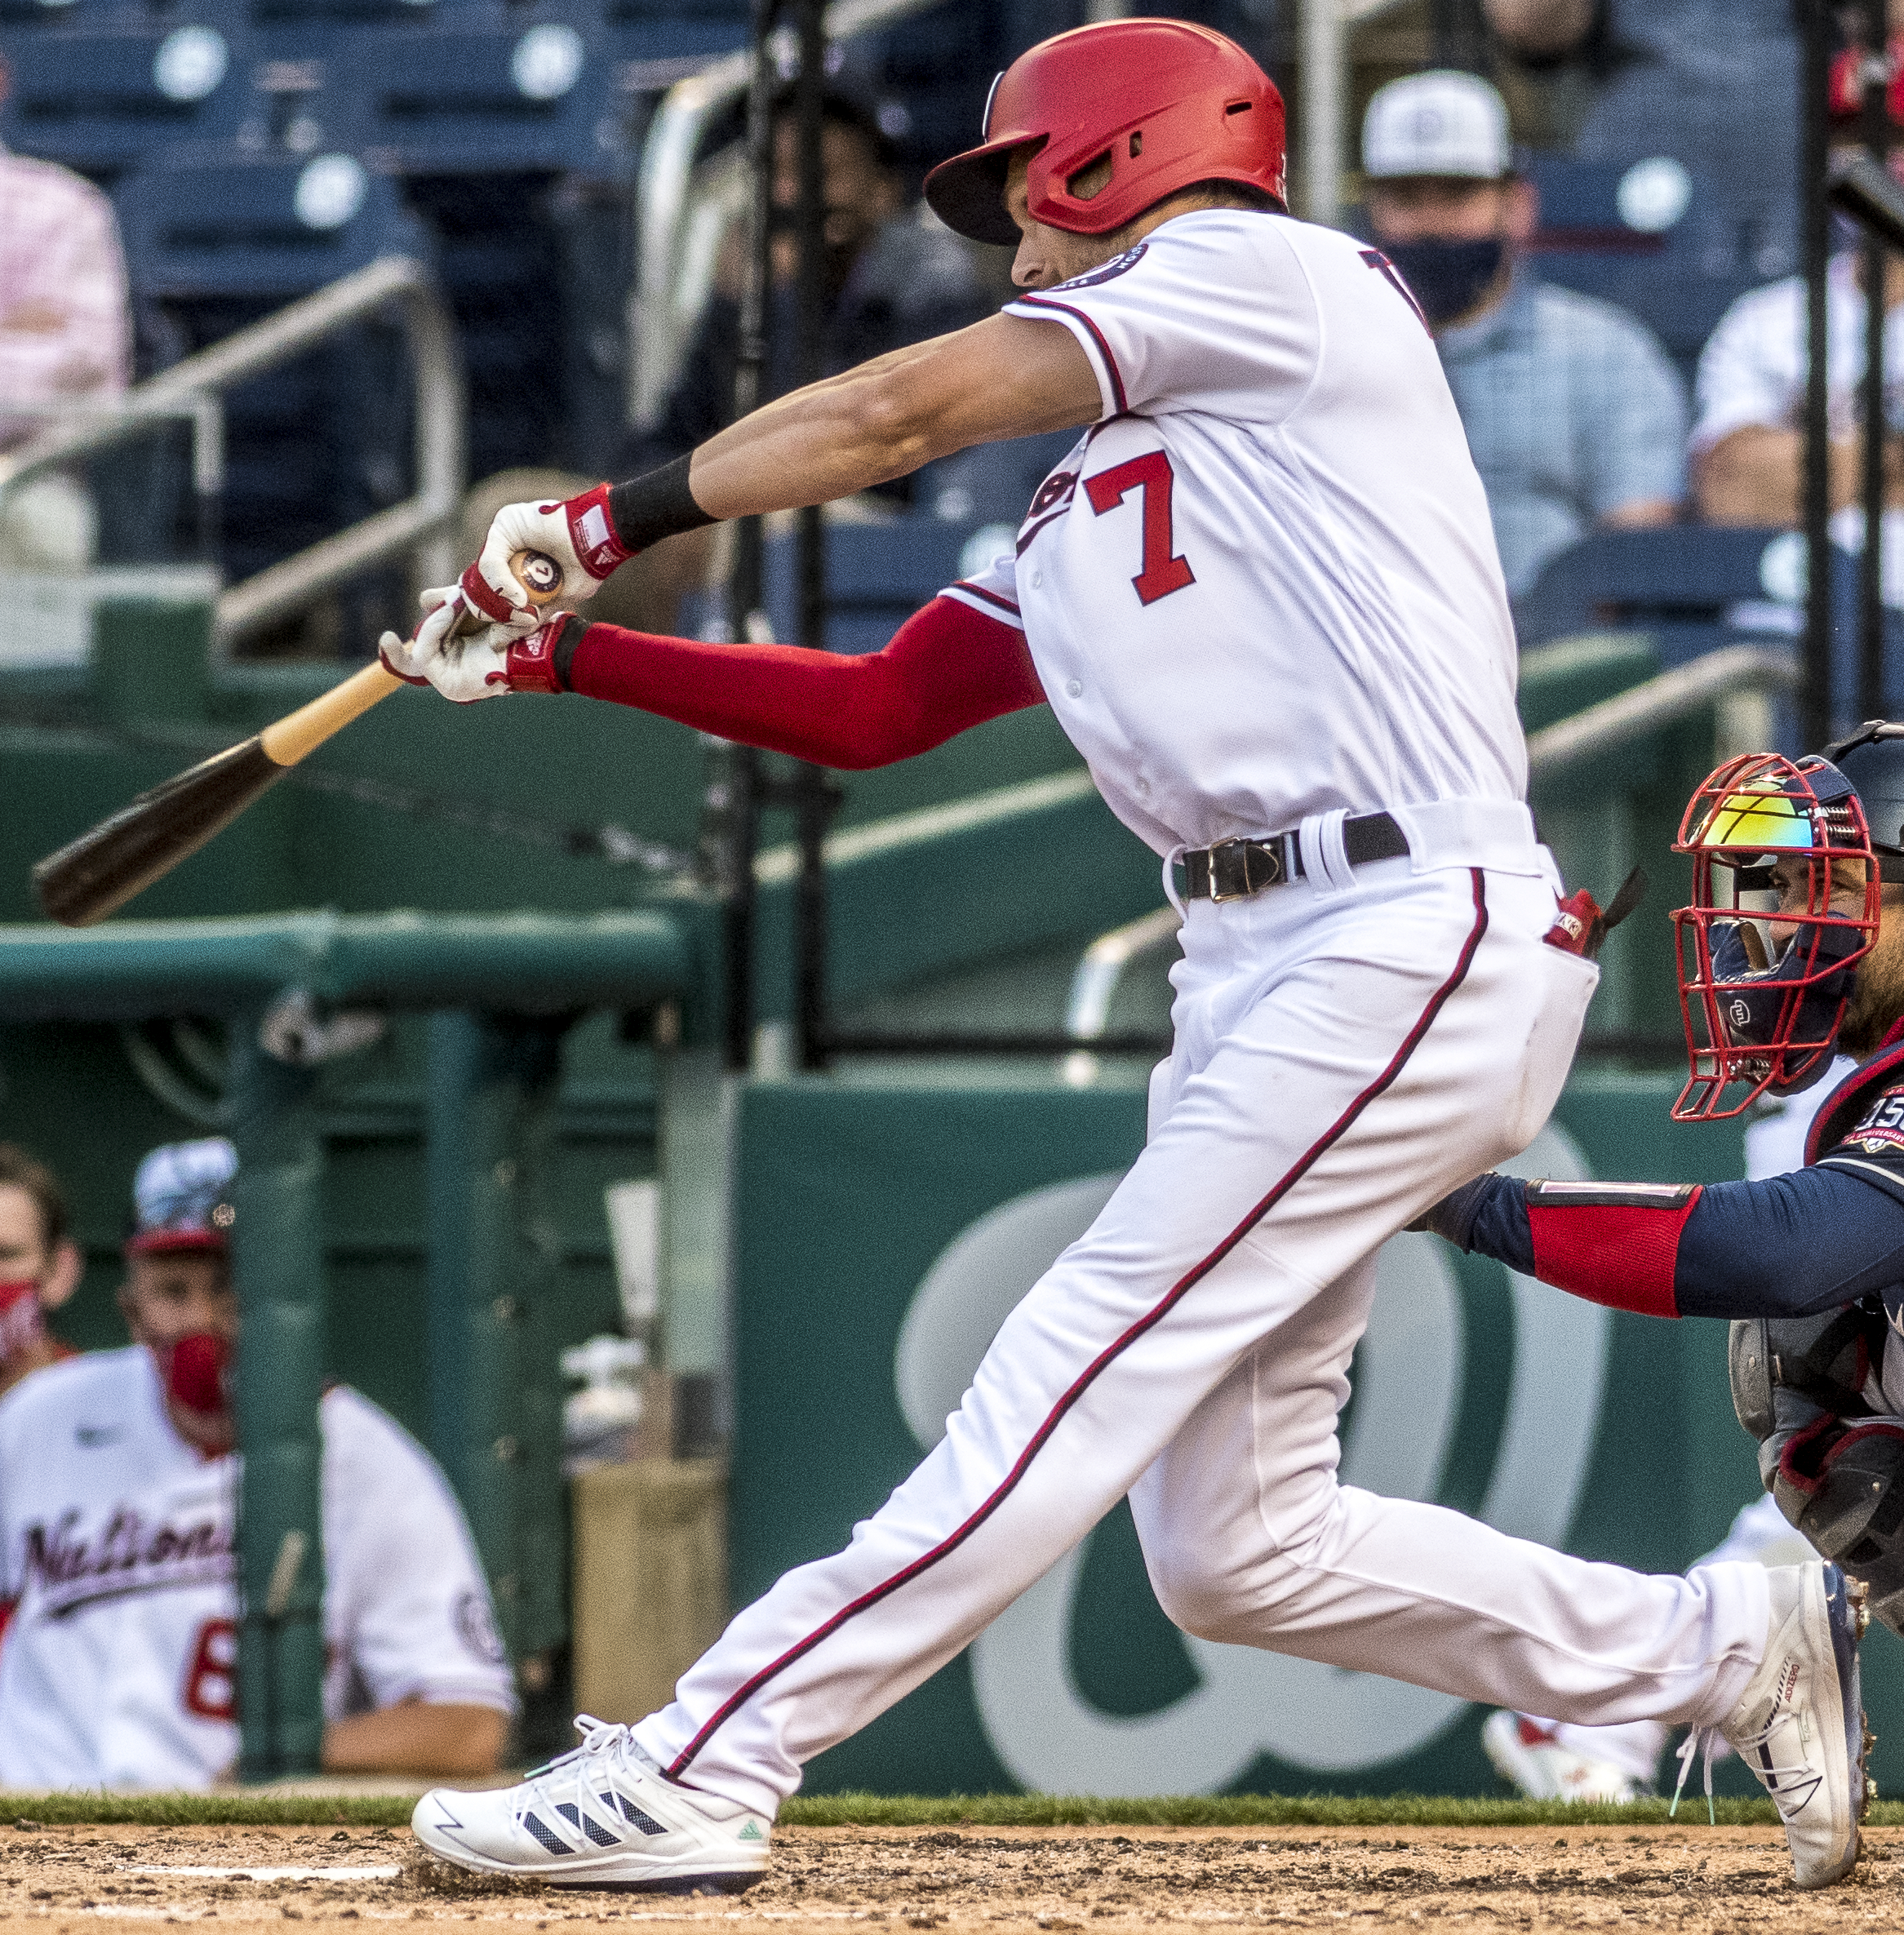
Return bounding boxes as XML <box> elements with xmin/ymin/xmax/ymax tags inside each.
<box><xmin>33</xmin><ymin>739</ymin><xmax>289</xmax><ymax>928</ymax></box>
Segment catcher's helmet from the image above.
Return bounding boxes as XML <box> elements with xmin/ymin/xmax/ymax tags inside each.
<box><xmin>923</xmin><ymin>20</ymin><xmax>1287</xmax><ymax>249</ymax></box>
<box><xmin>1825</xmin><ymin>719</ymin><xmax>1904</xmax><ymax>881</ymax></box>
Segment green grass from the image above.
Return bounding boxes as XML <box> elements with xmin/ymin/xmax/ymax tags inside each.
<box><xmin>10</xmin><ymin>1791</ymin><xmax>1904</xmax><ymax>1831</ymax></box>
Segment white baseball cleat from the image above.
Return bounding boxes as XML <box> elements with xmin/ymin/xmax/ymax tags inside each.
<box><xmin>412</xmin><ymin>1715</ymin><xmax>772</xmax><ymax>1892</ymax></box>
<box><xmin>1480</xmin><ymin>1709</ymin><xmax>1640</xmax><ymax>1804</ymax></box>
<box><xmin>1680</xmin><ymin>1561</ymin><xmax>1872</xmax><ymax>1890</ymax></box>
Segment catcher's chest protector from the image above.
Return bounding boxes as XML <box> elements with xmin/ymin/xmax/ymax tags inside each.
<box><xmin>1731</xmin><ymin>1054</ymin><xmax>1904</xmax><ymax>1634</ymax></box>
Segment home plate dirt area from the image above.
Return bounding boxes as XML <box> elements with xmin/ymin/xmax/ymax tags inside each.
<box><xmin>6</xmin><ymin>1825</ymin><xmax>1904</xmax><ymax>1935</ymax></box>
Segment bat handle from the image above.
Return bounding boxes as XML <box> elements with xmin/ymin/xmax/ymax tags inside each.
<box><xmin>448</xmin><ymin>548</ymin><xmax>566</xmax><ymax>640</ymax></box>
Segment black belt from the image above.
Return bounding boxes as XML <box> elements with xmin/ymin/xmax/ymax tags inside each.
<box><xmin>1182</xmin><ymin>812</ymin><xmax>1410</xmax><ymax>902</ymax></box>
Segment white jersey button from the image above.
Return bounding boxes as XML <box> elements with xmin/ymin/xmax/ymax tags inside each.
<box><xmin>1065</xmin><ymin>678</ymin><xmax>1083</xmax><ymax>697</ymax></box>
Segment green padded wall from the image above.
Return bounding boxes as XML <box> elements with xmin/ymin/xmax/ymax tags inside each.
<box><xmin>729</xmin><ymin>1068</ymin><xmax>1904</xmax><ymax>1800</ymax></box>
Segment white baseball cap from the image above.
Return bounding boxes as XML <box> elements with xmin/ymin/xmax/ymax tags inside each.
<box><xmin>1362</xmin><ymin>69</ymin><xmax>1511</xmax><ymax>181</ymax></box>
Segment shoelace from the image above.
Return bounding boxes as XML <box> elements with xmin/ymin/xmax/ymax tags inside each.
<box><xmin>1671</xmin><ymin>1726</ymin><xmax>1720</xmax><ymax>1826</ymax></box>
<box><xmin>513</xmin><ymin>1714</ymin><xmax>641</xmax><ymax>1825</ymax></box>
<box><xmin>1673</xmin><ymin>1713</ymin><xmax>1820</xmax><ymax>1830</ymax></box>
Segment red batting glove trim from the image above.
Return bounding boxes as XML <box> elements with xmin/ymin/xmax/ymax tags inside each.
<box><xmin>460</xmin><ymin>560</ymin><xmax>519</xmax><ymax>624</ymax></box>
<box><xmin>506</xmin><ymin>623</ymin><xmax>565</xmax><ymax>694</ymax></box>
<box><xmin>562</xmin><ymin>483</ymin><xmax>632</xmax><ymax>580</ymax></box>
<box><xmin>1525</xmin><ymin>1180</ymin><xmax>1702</xmax><ymax>1318</ymax></box>
<box><xmin>379</xmin><ymin>641</ymin><xmax>428</xmax><ymax>686</ymax></box>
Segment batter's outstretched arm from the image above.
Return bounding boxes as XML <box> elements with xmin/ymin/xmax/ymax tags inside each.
<box><xmin>548</xmin><ymin>595</ymin><xmax>1045</xmax><ymax>769</ymax></box>
<box><xmin>684</xmin><ymin>313</ymin><xmax>1102</xmax><ymax>519</ymax></box>
<box><xmin>395</xmin><ymin>313</ymin><xmax>1098</xmax><ymax>683</ymax></box>
<box><xmin>1424</xmin><ymin>1167</ymin><xmax>1904</xmax><ymax>1321</ymax></box>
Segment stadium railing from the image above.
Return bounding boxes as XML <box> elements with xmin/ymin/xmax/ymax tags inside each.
<box><xmin>0</xmin><ymin>251</ymin><xmax>464</xmax><ymax>647</ymax></box>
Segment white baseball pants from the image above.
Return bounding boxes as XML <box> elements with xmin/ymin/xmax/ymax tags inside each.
<box><xmin>636</xmin><ymin>852</ymin><xmax>1771</xmax><ymax>1815</ymax></box>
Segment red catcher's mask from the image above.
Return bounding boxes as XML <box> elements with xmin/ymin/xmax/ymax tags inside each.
<box><xmin>1671</xmin><ymin>752</ymin><xmax>1880</xmax><ymax>1121</ymax></box>
<box><xmin>166</xmin><ymin>1331</ymin><xmax>231</xmax><ymax>1422</ymax></box>
<box><xmin>0</xmin><ymin>1279</ymin><xmax>46</xmax><ymax>1362</ymax></box>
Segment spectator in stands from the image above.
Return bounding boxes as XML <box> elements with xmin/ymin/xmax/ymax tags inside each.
<box><xmin>0</xmin><ymin>1145</ymin><xmax>81</xmax><ymax>1402</ymax></box>
<box><xmin>458</xmin><ymin>87</ymin><xmax>992</xmax><ymax>634</ymax></box>
<box><xmin>1480</xmin><ymin>0</ymin><xmax>1800</xmax><ymax>179</ymax></box>
<box><xmin>1690</xmin><ymin>46</ymin><xmax>1904</xmax><ymax>598</ymax></box>
<box><xmin>0</xmin><ymin>1138</ymin><xmax>517</xmax><ymax>1788</ymax></box>
<box><xmin>1361</xmin><ymin>70</ymin><xmax>1686</xmax><ymax>601</ymax></box>
<box><xmin>0</xmin><ymin>55</ymin><xmax>131</xmax><ymax>573</ymax></box>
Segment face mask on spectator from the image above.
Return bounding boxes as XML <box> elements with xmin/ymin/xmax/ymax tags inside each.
<box><xmin>0</xmin><ymin>1279</ymin><xmax>47</xmax><ymax>1363</ymax></box>
<box><xmin>1383</xmin><ymin>236</ymin><xmax>1505</xmax><ymax>328</ymax></box>
<box><xmin>165</xmin><ymin>1330</ymin><xmax>231</xmax><ymax>1421</ymax></box>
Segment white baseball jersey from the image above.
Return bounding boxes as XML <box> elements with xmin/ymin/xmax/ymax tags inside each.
<box><xmin>943</xmin><ymin>208</ymin><xmax>1529</xmax><ymax>862</ymax></box>
<box><xmin>1692</xmin><ymin>255</ymin><xmax>1904</xmax><ymax>455</ymax></box>
<box><xmin>0</xmin><ymin>1348</ymin><xmax>514</xmax><ymax>1791</ymax></box>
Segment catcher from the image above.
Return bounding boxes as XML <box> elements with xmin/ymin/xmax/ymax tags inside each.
<box><xmin>1421</xmin><ymin>721</ymin><xmax>1904</xmax><ymax>1804</ymax></box>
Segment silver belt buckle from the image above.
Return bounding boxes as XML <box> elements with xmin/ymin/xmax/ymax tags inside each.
<box><xmin>1207</xmin><ymin>837</ymin><xmax>1285</xmax><ymax>902</ymax></box>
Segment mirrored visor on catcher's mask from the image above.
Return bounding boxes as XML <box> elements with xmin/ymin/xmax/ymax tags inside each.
<box><xmin>1690</xmin><ymin>786</ymin><xmax>1817</xmax><ymax>854</ymax></box>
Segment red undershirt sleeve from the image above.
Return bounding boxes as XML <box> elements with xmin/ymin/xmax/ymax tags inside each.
<box><xmin>563</xmin><ymin>596</ymin><xmax>1046</xmax><ymax>770</ymax></box>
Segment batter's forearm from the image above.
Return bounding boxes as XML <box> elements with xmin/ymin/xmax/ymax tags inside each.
<box><xmin>674</xmin><ymin>315</ymin><xmax>1102</xmax><ymax>526</ymax></box>
<box><xmin>560</xmin><ymin>596</ymin><xmax>1045</xmax><ymax>767</ymax></box>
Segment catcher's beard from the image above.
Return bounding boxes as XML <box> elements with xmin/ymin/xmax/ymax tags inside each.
<box><xmin>1841</xmin><ymin>895</ymin><xmax>1904</xmax><ymax>1057</ymax></box>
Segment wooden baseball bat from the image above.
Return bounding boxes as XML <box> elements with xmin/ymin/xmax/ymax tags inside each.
<box><xmin>32</xmin><ymin>550</ymin><xmax>563</xmax><ymax>928</ymax></box>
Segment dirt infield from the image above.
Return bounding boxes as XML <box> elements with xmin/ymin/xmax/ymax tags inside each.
<box><xmin>3</xmin><ymin>1822</ymin><xmax>1904</xmax><ymax>1935</ymax></box>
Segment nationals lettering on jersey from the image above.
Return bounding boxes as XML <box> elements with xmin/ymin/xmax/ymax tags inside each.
<box><xmin>23</xmin><ymin>1503</ymin><xmax>230</xmax><ymax>1618</ymax></box>
<box><xmin>0</xmin><ymin>1349</ymin><xmax>514</xmax><ymax>1791</ymax></box>
<box><xmin>944</xmin><ymin>207</ymin><xmax>1529</xmax><ymax>870</ymax></box>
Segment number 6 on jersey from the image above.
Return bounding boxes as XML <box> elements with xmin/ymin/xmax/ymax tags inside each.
<box><xmin>1085</xmin><ymin>451</ymin><xmax>1196</xmax><ymax>607</ymax></box>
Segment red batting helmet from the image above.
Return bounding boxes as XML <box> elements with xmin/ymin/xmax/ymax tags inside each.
<box><xmin>924</xmin><ymin>20</ymin><xmax>1287</xmax><ymax>248</ymax></box>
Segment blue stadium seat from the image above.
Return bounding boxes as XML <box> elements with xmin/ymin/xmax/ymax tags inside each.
<box><xmin>606</xmin><ymin>11</ymin><xmax>747</xmax><ymax>95</ymax></box>
<box><xmin>1514</xmin><ymin>526</ymin><xmax>1786</xmax><ymax>658</ymax></box>
<box><xmin>328</xmin><ymin>19</ymin><xmax>610</xmax><ymax>174</ymax></box>
<box><xmin>115</xmin><ymin>150</ymin><xmax>429</xmax><ymax>297</ymax></box>
<box><xmin>1524</xmin><ymin>153</ymin><xmax>1768</xmax><ymax>383</ymax></box>
<box><xmin>765</xmin><ymin>520</ymin><xmax>981</xmax><ymax>657</ymax></box>
<box><xmin>0</xmin><ymin>18</ymin><xmax>249</xmax><ymax>180</ymax></box>
<box><xmin>1514</xmin><ymin>525</ymin><xmax>1904</xmax><ymax>739</ymax></box>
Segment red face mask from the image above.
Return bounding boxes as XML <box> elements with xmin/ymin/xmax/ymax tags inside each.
<box><xmin>0</xmin><ymin>1279</ymin><xmax>47</xmax><ymax>1363</ymax></box>
<box><xmin>165</xmin><ymin>1331</ymin><xmax>231</xmax><ymax>1421</ymax></box>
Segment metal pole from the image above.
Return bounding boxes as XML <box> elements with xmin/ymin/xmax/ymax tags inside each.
<box><xmin>720</xmin><ymin>0</ymin><xmax>780</xmax><ymax>1075</ymax></box>
<box><xmin>1801</xmin><ymin>0</ymin><xmax>1835</xmax><ymax>749</ymax></box>
<box><xmin>1862</xmin><ymin>0</ymin><xmax>1890</xmax><ymax>720</ymax></box>
<box><xmin>1299</xmin><ymin>0</ymin><xmax>1343</xmax><ymax>227</ymax></box>
<box><xmin>790</xmin><ymin>0</ymin><xmax>837</xmax><ymax>1071</ymax></box>
<box><xmin>424</xmin><ymin>1013</ymin><xmax>569</xmax><ymax>1666</ymax></box>
<box><xmin>425</xmin><ymin>1012</ymin><xmax>523</xmax><ymax>1649</ymax></box>
<box><xmin>227</xmin><ymin>1018</ymin><xmax>325</xmax><ymax>1779</ymax></box>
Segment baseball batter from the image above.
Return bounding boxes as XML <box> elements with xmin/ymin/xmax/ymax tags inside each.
<box><xmin>0</xmin><ymin>1138</ymin><xmax>516</xmax><ymax>1789</ymax></box>
<box><xmin>397</xmin><ymin>22</ymin><xmax>1868</xmax><ymax>1892</ymax></box>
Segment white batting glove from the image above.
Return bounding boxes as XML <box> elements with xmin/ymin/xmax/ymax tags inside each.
<box><xmin>462</xmin><ymin>482</ymin><xmax>632</xmax><ymax>627</ymax></box>
<box><xmin>379</xmin><ymin>600</ymin><xmax>574</xmax><ymax>703</ymax></box>
<box><xmin>378</xmin><ymin>591</ymin><xmax>513</xmax><ymax>705</ymax></box>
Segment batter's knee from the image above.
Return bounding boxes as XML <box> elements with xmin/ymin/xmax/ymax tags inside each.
<box><xmin>1142</xmin><ymin>1543</ymin><xmax>1267</xmax><ymax>1644</ymax></box>
<box><xmin>1139</xmin><ymin>1480</ymin><xmax>1351</xmax><ymax>1644</ymax></box>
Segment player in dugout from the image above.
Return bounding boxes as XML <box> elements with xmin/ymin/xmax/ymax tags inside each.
<box><xmin>391</xmin><ymin>20</ymin><xmax>1871</xmax><ymax>1895</ymax></box>
<box><xmin>1414</xmin><ymin>721</ymin><xmax>1904</xmax><ymax>1810</ymax></box>
<box><xmin>0</xmin><ymin>1145</ymin><xmax>83</xmax><ymax>1401</ymax></box>
<box><xmin>0</xmin><ymin>1138</ymin><xmax>517</xmax><ymax>1790</ymax></box>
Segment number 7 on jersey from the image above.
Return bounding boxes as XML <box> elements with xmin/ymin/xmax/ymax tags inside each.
<box><xmin>1085</xmin><ymin>451</ymin><xmax>1196</xmax><ymax>607</ymax></box>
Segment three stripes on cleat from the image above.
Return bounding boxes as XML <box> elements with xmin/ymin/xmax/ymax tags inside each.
<box><xmin>522</xmin><ymin>1792</ymin><xmax>668</xmax><ymax>1855</ymax></box>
